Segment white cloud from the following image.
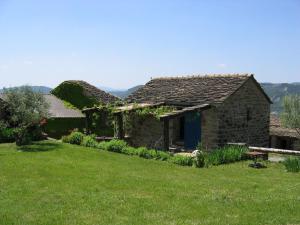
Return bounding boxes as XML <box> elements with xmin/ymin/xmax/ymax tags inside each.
<box><xmin>23</xmin><ymin>60</ymin><xmax>33</xmax><ymax>65</ymax></box>
<box><xmin>0</xmin><ymin>64</ymin><xmax>8</xmax><ymax>70</ymax></box>
<box><xmin>217</xmin><ymin>63</ymin><xmax>227</xmax><ymax>68</ymax></box>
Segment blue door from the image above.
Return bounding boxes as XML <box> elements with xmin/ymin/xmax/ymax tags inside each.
<box><xmin>184</xmin><ymin>112</ymin><xmax>201</xmax><ymax>149</ymax></box>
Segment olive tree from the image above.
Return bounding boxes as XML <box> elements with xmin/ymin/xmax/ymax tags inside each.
<box><xmin>280</xmin><ymin>95</ymin><xmax>300</xmax><ymax>136</ymax></box>
<box><xmin>3</xmin><ymin>86</ymin><xmax>49</xmax><ymax>145</ymax></box>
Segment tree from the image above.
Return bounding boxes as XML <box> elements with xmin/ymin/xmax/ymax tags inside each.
<box><xmin>3</xmin><ymin>86</ymin><xmax>49</xmax><ymax>145</ymax></box>
<box><xmin>280</xmin><ymin>95</ymin><xmax>300</xmax><ymax>136</ymax></box>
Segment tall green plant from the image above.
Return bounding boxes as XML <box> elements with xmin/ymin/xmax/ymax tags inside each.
<box><xmin>281</xmin><ymin>95</ymin><xmax>300</xmax><ymax>136</ymax></box>
<box><xmin>283</xmin><ymin>157</ymin><xmax>300</xmax><ymax>173</ymax></box>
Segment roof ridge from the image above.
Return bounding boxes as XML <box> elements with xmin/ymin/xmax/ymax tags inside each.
<box><xmin>151</xmin><ymin>73</ymin><xmax>253</xmax><ymax>80</ymax></box>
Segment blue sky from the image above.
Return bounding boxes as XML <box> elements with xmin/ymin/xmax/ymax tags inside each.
<box><xmin>0</xmin><ymin>0</ymin><xmax>299</xmax><ymax>89</ymax></box>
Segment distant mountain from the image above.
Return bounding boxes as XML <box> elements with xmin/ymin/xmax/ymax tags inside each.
<box><xmin>0</xmin><ymin>86</ymin><xmax>52</xmax><ymax>94</ymax></box>
<box><xmin>261</xmin><ymin>83</ymin><xmax>300</xmax><ymax>113</ymax></box>
<box><xmin>109</xmin><ymin>85</ymin><xmax>144</xmax><ymax>99</ymax></box>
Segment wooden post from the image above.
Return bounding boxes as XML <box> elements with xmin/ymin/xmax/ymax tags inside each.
<box><xmin>163</xmin><ymin>119</ymin><xmax>169</xmax><ymax>151</ymax></box>
<box><xmin>116</xmin><ymin>113</ymin><xmax>124</xmax><ymax>139</ymax></box>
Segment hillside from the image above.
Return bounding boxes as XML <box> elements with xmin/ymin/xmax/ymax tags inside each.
<box><xmin>51</xmin><ymin>80</ymin><xmax>120</xmax><ymax>109</ymax></box>
<box><xmin>108</xmin><ymin>85</ymin><xmax>144</xmax><ymax>99</ymax></box>
<box><xmin>261</xmin><ymin>82</ymin><xmax>300</xmax><ymax>113</ymax></box>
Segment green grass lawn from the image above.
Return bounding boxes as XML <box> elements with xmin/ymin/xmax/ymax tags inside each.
<box><xmin>0</xmin><ymin>141</ymin><xmax>299</xmax><ymax>225</ymax></box>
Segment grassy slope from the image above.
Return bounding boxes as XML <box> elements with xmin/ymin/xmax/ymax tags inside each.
<box><xmin>0</xmin><ymin>141</ymin><xmax>299</xmax><ymax>225</ymax></box>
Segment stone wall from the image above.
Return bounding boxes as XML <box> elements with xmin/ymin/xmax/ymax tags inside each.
<box><xmin>201</xmin><ymin>108</ymin><xmax>219</xmax><ymax>150</ymax></box>
<box><xmin>216</xmin><ymin>78</ymin><xmax>270</xmax><ymax>147</ymax></box>
<box><xmin>270</xmin><ymin>135</ymin><xmax>300</xmax><ymax>151</ymax></box>
<box><xmin>125</xmin><ymin>114</ymin><xmax>164</xmax><ymax>149</ymax></box>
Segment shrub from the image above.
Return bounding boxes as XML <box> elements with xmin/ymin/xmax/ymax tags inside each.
<box><xmin>135</xmin><ymin>147</ymin><xmax>152</xmax><ymax>159</ymax></box>
<box><xmin>120</xmin><ymin>147</ymin><xmax>171</xmax><ymax>161</ymax></box>
<box><xmin>97</xmin><ymin>141</ymin><xmax>109</xmax><ymax>150</ymax></box>
<box><xmin>169</xmin><ymin>155</ymin><xmax>194</xmax><ymax>166</ymax></box>
<box><xmin>121</xmin><ymin>146</ymin><xmax>138</xmax><ymax>155</ymax></box>
<box><xmin>13</xmin><ymin>127</ymin><xmax>32</xmax><ymax>146</ymax></box>
<box><xmin>61</xmin><ymin>135</ymin><xmax>70</xmax><ymax>143</ymax></box>
<box><xmin>81</xmin><ymin>135</ymin><xmax>98</xmax><ymax>148</ymax></box>
<box><xmin>193</xmin><ymin>150</ymin><xmax>207</xmax><ymax>168</ymax></box>
<box><xmin>105</xmin><ymin>139</ymin><xmax>128</xmax><ymax>153</ymax></box>
<box><xmin>0</xmin><ymin>127</ymin><xmax>15</xmax><ymax>143</ymax></box>
<box><xmin>68</xmin><ymin>131</ymin><xmax>85</xmax><ymax>145</ymax></box>
<box><xmin>147</xmin><ymin>149</ymin><xmax>171</xmax><ymax>161</ymax></box>
<box><xmin>155</xmin><ymin>151</ymin><xmax>171</xmax><ymax>161</ymax></box>
<box><xmin>206</xmin><ymin>146</ymin><xmax>248</xmax><ymax>166</ymax></box>
<box><xmin>283</xmin><ymin>157</ymin><xmax>300</xmax><ymax>173</ymax></box>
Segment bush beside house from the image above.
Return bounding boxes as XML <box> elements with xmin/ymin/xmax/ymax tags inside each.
<box><xmin>62</xmin><ymin>131</ymin><xmax>250</xmax><ymax>168</ymax></box>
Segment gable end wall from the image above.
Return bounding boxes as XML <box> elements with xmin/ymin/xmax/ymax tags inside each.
<box><xmin>216</xmin><ymin>78</ymin><xmax>270</xmax><ymax>147</ymax></box>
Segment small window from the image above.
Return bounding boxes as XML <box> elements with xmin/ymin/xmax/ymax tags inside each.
<box><xmin>247</xmin><ymin>108</ymin><xmax>252</xmax><ymax>122</ymax></box>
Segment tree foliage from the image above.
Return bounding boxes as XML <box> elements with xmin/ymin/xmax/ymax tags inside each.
<box><xmin>281</xmin><ymin>95</ymin><xmax>300</xmax><ymax>136</ymax></box>
<box><xmin>2</xmin><ymin>86</ymin><xmax>49</xmax><ymax>145</ymax></box>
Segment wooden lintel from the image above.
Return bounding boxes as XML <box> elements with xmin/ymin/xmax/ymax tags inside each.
<box><xmin>160</xmin><ymin>104</ymin><xmax>211</xmax><ymax>121</ymax></box>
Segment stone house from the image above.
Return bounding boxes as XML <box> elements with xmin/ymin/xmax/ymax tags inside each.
<box><xmin>269</xmin><ymin>115</ymin><xmax>300</xmax><ymax>150</ymax></box>
<box><xmin>115</xmin><ymin>74</ymin><xmax>271</xmax><ymax>151</ymax></box>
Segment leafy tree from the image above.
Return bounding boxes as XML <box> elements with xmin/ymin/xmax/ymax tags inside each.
<box><xmin>281</xmin><ymin>95</ymin><xmax>300</xmax><ymax>136</ymax></box>
<box><xmin>2</xmin><ymin>86</ymin><xmax>49</xmax><ymax>145</ymax></box>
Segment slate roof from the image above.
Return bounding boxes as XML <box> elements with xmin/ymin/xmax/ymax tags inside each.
<box><xmin>270</xmin><ymin>115</ymin><xmax>299</xmax><ymax>139</ymax></box>
<box><xmin>0</xmin><ymin>94</ymin><xmax>84</xmax><ymax>118</ymax></box>
<box><xmin>44</xmin><ymin>95</ymin><xmax>85</xmax><ymax>118</ymax></box>
<box><xmin>126</xmin><ymin>74</ymin><xmax>271</xmax><ymax>106</ymax></box>
<box><xmin>61</xmin><ymin>80</ymin><xmax>120</xmax><ymax>104</ymax></box>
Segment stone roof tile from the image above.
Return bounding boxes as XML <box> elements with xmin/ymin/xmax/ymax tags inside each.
<box><xmin>126</xmin><ymin>74</ymin><xmax>256</xmax><ymax>105</ymax></box>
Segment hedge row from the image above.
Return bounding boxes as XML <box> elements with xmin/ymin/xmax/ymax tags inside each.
<box><xmin>62</xmin><ymin>132</ymin><xmax>182</xmax><ymax>163</ymax></box>
<box><xmin>62</xmin><ymin>131</ymin><xmax>250</xmax><ymax>168</ymax></box>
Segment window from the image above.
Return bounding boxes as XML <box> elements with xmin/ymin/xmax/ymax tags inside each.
<box><xmin>246</xmin><ymin>108</ymin><xmax>252</xmax><ymax>122</ymax></box>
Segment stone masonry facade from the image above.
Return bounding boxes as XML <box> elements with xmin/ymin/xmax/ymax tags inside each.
<box><xmin>122</xmin><ymin>75</ymin><xmax>271</xmax><ymax>151</ymax></box>
<box><xmin>125</xmin><ymin>114</ymin><xmax>164</xmax><ymax>149</ymax></box>
<box><xmin>215</xmin><ymin>78</ymin><xmax>270</xmax><ymax>148</ymax></box>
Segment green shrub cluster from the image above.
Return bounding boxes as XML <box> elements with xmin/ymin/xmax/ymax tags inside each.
<box><xmin>62</xmin><ymin>131</ymin><xmax>250</xmax><ymax>168</ymax></box>
<box><xmin>0</xmin><ymin>127</ymin><xmax>15</xmax><ymax>143</ymax></box>
<box><xmin>169</xmin><ymin>155</ymin><xmax>194</xmax><ymax>166</ymax></box>
<box><xmin>283</xmin><ymin>157</ymin><xmax>300</xmax><ymax>173</ymax></box>
<box><xmin>67</xmin><ymin>131</ymin><xmax>85</xmax><ymax>145</ymax></box>
<box><xmin>62</xmin><ymin>131</ymin><xmax>174</xmax><ymax>162</ymax></box>
<box><xmin>203</xmin><ymin>146</ymin><xmax>248</xmax><ymax>166</ymax></box>
<box><xmin>81</xmin><ymin>135</ymin><xmax>98</xmax><ymax>148</ymax></box>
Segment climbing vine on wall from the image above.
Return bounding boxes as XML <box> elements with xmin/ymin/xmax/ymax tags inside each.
<box><xmin>123</xmin><ymin>105</ymin><xmax>176</xmax><ymax>134</ymax></box>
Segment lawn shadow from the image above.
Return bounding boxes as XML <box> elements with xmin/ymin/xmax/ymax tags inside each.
<box><xmin>17</xmin><ymin>141</ymin><xmax>61</xmax><ymax>152</ymax></box>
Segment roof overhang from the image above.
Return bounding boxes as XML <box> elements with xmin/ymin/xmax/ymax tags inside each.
<box><xmin>159</xmin><ymin>104</ymin><xmax>211</xmax><ymax>121</ymax></box>
<box><xmin>113</xmin><ymin>102</ymin><xmax>165</xmax><ymax>114</ymax></box>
